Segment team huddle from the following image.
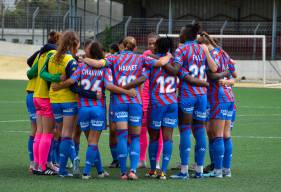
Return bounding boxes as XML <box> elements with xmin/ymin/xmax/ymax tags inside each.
<box><xmin>25</xmin><ymin>23</ymin><xmax>237</xmax><ymax>180</ymax></box>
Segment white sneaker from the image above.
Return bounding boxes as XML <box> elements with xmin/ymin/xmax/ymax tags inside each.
<box><xmin>82</xmin><ymin>174</ymin><xmax>91</xmax><ymax>180</ymax></box>
<box><xmin>47</xmin><ymin>162</ymin><xmax>59</xmax><ymax>172</ymax></box>
<box><xmin>223</xmin><ymin>168</ymin><xmax>231</xmax><ymax>177</ymax></box>
<box><xmin>98</xmin><ymin>171</ymin><xmax>110</xmax><ymax>178</ymax></box>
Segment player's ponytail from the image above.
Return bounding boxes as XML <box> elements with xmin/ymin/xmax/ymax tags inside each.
<box><xmin>89</xmin><ymin>42</ymin><xmax>104</xmax><ymax>60</ymax></box>
<box><xmin>123</xmin><ymin>36</ymin><xmax>137</xmax><ymax>51</ymax></box>
<box><xmin>55</xmin><ymin>31</ymin><xmax>80</xmax><ymax>62</ymax></box>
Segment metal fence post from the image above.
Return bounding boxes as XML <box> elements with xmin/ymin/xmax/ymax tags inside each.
<box><xmin>252</xmin><ymin>23</ymin><xmax>260</xmax><ymax>59</ymax></box>
<box><xmin>63</xmin><ymin>10</ymin><xmax>70</xmax><ymax>30</ymax></box>
<box><xmin>1</xmin><ymin>4</ymin><xmax>4</xmax><ymax>40</ymax></box>
<box><xmin>124</xmin><ymin>16</ymin><xmax>132</xmax><ymax>37</ymax></box>
<box><xmin>32</xmin><ymin>7</ymin><xmax>39</xmax><ymax>44</ymax></box>
<box><xmin>220</xmin><ymin>20</ymin><xmax>228</xmax><ymax>46</ymax></box>
<box><xmin>271</xmin><ymin>0</ymin><xmax>277</xmax><ymax>60</ymax></box>
<box><xmin>94</xmin><ymin>15</ymin><xmax>101</xmax><ymax>40</ymax></box>
<box><xmin>156</xmin><ymin>18</ymin><xmax>163</xmax><ymax>34</ymax></box>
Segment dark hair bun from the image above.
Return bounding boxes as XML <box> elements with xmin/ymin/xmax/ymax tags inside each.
<box><xmin>192</xmin><ymin>23</ymin><xmax>200</xmax><ymax>34</ymax></box>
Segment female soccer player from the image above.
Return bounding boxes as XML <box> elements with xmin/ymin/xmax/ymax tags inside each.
<box><xmin>83</xmin><ymin>36</ymin><xmax>172</xmax><ymax>180</ymax></box>
<box><xmin>26</xmin><ymin>51</ymin><xmax>39</xmax><ymax>173</ymax></box>
<box><xmin>198</xmin><ymin>32</ymin><xmax>236</xmax><ymax>178</ymax></box>
<box><xmin>144</xmin><ymin>37</ymin><xmax>177</xmax><ymax>179</ymax></box>
<box><xmin>52</xmin><ymin>42</ymin><xmax>136</xmax><ymax>179</ymax></box>
<box><xmin>168</xmin><ymin>23</ymin><xmax>218</xmax><ymax>179</ymax></box>
<box><xmin>40</xmin><ymin>31</ymin><xmax>81</xmax><ymax>177</ymax></box>
<box><xmin>140</xmin><ymin>33</ymin><xmax>163</xmax><ymax>169</ymax></box>
<box><xmin>27</xmin><ymin>31</ymin><xmax>61</xmax><ymax>175</ymax></box>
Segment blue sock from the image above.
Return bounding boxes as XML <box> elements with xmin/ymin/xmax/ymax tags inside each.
<box><xmin>52</xmin><ymin>139</ymin><xmax>60</xmax><ymax>164</ymax></box>
<box><xmin>209</xmin><ymin>139</ymin><xmax>214</xmax><ymax>164</ymax></box>
<box><xmin>193</xmin><ymin>124</ymin><xmax>207</xmax><ymax>167</ymax></box>
<box><xmin>116</xmin><ymin>129</ymin><xmax>128</xmax><ymax>174</ymax></box>
<box><xmin>213</xmin><ymin>137</ymin><xmax>224</xmax><ymax>170</ymax></box>
<box><xmin>28</xmin><ymin>136</ymin><xmax>34</xmax><ymax>162</ymax></box>
<box><xmin>149</xmin><ymin>140</ymin><xmax>158</xmax><ymax>171</ymax></box>
<box><xmin>110</xmin><ymin>144</ymin><xmax>118</xmax><ymax>161</ymax></box>
<box><xmin>179</xmin><ymin>124</ymin><xmax>191</xmax><ymax>166</ymax></box>
<box><xmin>223</xmin><ymin>137</ymin><xmax>232</xmax><ymax>169</ymax></box>
<box><xmin>94</xmin><ymin>149</ymin><xmax>104</xmax><ymax>174</ymax></box>
<box><xmin>83</xmin><ymin>144</ymin><xmax>98</xmax><ymax>176</ymax></box>
<box><xmin>69</xmin><ymin>140</ymin><xmax>77</xmax><ymax>162</ymax></box>
<box><xmin>130</xmin><ymin>134</ymin><xmax>140</xmax><ymax>173</ymax></box>
<box><xmin>162</xmin><ymin>139</ymin><xmax>173</xmax><ymax>174</ymax></box>
<box><xmin>59</xmin><ymin>137</ymin><xmax>72</xmax><ymax>174</ymax></box>
<box><xmin>56</xmin><ymin>139</ymin><xmax>61</xmax><ymax>164</ymax></box>
<box><xmin>74</xmin><ymin>141</ymin><xmax>80</xmax><ymax>156</ymax></box>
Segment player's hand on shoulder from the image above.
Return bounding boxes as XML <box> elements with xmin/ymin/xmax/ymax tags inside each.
<box><xmin>60</xmin><ymin>74</ymin><xmax>66</xmax><ymax>81</ymax></box>
<box><xmin>52</xmin><ymin>82</ymin><xmax>63</xmax><ymax>91</ymax></box>
<box><xmin>128</xmin><ymin>89</ymin><xmax>137</xmax><ymax>97</ymax></box>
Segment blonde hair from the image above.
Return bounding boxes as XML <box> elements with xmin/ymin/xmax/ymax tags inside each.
<box><xmin>123</xmin><ymin>36</ymin><xmax>136</xmax><ymax>51</ymax></box>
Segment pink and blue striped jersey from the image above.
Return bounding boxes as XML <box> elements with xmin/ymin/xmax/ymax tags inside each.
<box><xmin>174</xmin><ymin>41</ymin><xmax>208</xmax><ymax>101</ymax></box>
<box><xmin>106</xmin><ymin>50</ymin><xmax>156</xmax><ymax>104</ymax></box>
<box><xmin>70</xmin><ymin>62</ymin><xmax>113</xmax><ymax>107</ymax></box>
<box><xmin>207</xmin><ymin>48</ymin><xmax>235</xmax><ymax>103</ymax></box>
<box><xmin>146</xmin><ymin>54</ymin><xmax>177</xmax><ymax>106</ymax></box>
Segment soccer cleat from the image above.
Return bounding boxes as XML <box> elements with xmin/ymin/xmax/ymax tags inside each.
<box><xmin>121</xmin><ymin>173</ymin><xmax>128</xmax><ymax>180</ymax></box>
<box><xmin>194</xmin><ymin>172</ymin><xmax>203</xmax><ymax>179</ymax></box>
<box><xmin>97</xmin><ymin>171</ymin><xmax>110</xmax><ymax>178</ymax></box>
<box><xmin>59</xmin><ymin>172</ymin><xmax>73</xmax><ymax>178</ymax></box>
<box><xmin>128</xmin><ymin>171</ymin><xmax>138</xmax><ymax>180</ymax></box>
<box><xmin>157</xmin><ymin>172</ymin><xmax>167</xmax><ymax>180</ymax></box>
<box><xmin>170</xmin><ymin>172</ymin><xmax>189</xmax><ymax>180</ymax></box>
<box><xmin>47</xmin><ymin>162</ymin><xmax>59</xmax><ymax>173</ymax></box>
<box><xmin>109</xmin><ymin>160</ymin><xmax>119</xmax><ymax>168</ymax></box>
<box><xmin>223</xmin><ymin>169</ymin><xmax>231</xmax><ymax>178</ymax></box>
<box><xmin>72</xmin><ymin>158</ymin><xmax>81</xmax><ymax>176</ymax></box>
<box><xmin>82</xmin><ymin>174</ymin><xmax>91</xmax><ymax>180</ymax></box>
<box><xmin>137</xmin><ymin>160</ymin><xmax>147</xmax><ymax>169</ymax></box>
<box><xmin>203</xmin><ymin>163</ymin><xmax>214</xmax><ymax>173</ymax></box>
<box><xmin>29</xmin><ymin>162</ymin><xmax>36</xmax><ymax>174</ymax></box>
<box><xmin>207</xmin><ymin>170</ymin><xmax>223</xmax><ymax>178</ymax></box>
<box><xmin>37</xmin><ymin>168</ymin><xmax>57</xmax><ymax>176</ymax></box>
<box><xmin>145</xmin><ymin>170</ymin><xmax>158</xmax><ymax>178</ymax></box>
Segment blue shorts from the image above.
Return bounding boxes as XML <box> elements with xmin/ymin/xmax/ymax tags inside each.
<box><xmin>148</xmin><ymin>103</ymin><xmax>178</xmax><ymax>129</ymax></box>
<box><xmin>210</xmin><ymin>102</ymin><xmax>234</xmax><ymax>120</ymax></box>
<box><xmin>78</xmin><ymin>106</ymin><xmax>106</xmax><ymax>131</ymax></box>
<box><xmin>231</xmin><ymin>107</ymin><xmax>236</xmax><ymax>129</ymax></box>
<box><xmin>51</xmin><ymin>102</ymin><xmax>78</xmax><ymax>123</ymax></box>
<box><xmin>26</xmin><ymin>93</ymin><xmax>36</xmax><ymax>122</ymax></box>
<box><xmin>179</xmin><ymin>94</ymin><xmax>208</xmax><ymax>122</ymax></box>
<box><xmin>110</xmin><ymin>103</ymin><xmax>142</xmax><ymax>126</ymax></box>
<box><xmin>206</xmin><ymin>102</ymin><xmax>211</xmax><ymax>122</ymax></box>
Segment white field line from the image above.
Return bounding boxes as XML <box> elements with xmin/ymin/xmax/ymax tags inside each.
<box><xmin>3</xmin><ymin>130</ymin><xmax>281</xmax><ymax>139</ymax></box>
<box><xmin>0</xmin><ymin>120</ymin><xmax>29</xmax><ymax>123</ymax></box>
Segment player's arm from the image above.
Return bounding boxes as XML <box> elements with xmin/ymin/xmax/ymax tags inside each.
<box><xmin>106</xmin><ymin>84</ymin><xmax>136</xmax><ymax>97</ymax></box>
<box><xmin>122</xmin><ymin>75</ymin><xmax>147</xmax><ymax>90</ymax></box>
<box><xmin>27</xmin><ymin>61</ymin><xmax>38</xmax><ymax>79</ymax></box>
<box><xmin>201</xmin><ymin>44</ymin><xmax>218</xmax><ymax>72</ymax></box>
<box><xmin>179</xmin><ymin>68</ymin><xmax>209</xmax><ymax>87</ymax></box>
<box><xmin>153</xmin><ymin>53</ymin><xmax>173</xmax><ymax>67</ymax></box>
<box><xmin>207</xmin><ymin>70</ymin><xmax>229</xmax><ymax>80</ymax></box>
<box><xmin>81</xmin><ymin>57</ymin><xmax>107</xmax><ymax>68</ymax></box>
<box><xmin>164</xmin><ymin>62</ymin><xmax>181</xmax><ymax>76</ymax></box>
<box><xmin>40</xmin><ymin>53</ymin><xmax>63</xmax><ymax>82</ymax></box>
<box><xmin>218</xmin><ymin>78</ymin><xmax>236</xmax><ymax>87</ymax></box>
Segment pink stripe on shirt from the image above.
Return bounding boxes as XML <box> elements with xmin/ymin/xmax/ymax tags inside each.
<box><xmin>142</xmin><ymin>50</ymin><xmax>153</xmax><ymax>111</ymax></box>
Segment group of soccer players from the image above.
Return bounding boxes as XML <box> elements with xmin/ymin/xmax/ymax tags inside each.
<box><xmin>25</xmin><ymin>22</ymin><xmax>236</xmax><ymax>180</ymax></box>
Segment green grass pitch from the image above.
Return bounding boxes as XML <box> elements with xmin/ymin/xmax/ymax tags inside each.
<box><xmin>0</xmin><ymin>80</ymin><xmax>281</xmax><ymax>192</ymax></box>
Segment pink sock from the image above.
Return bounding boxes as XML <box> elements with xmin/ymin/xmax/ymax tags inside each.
<box><xmin>156</xmin><ymin>129</ymin><xmax>163</xmax><ymax>162</ymax></box>
<box><xmin>38</xmin><ymin>133</ymin><xmax>53</xmax><ymax>171</ymax></box>
<box><xmin>140</xmin><ymin>121</ymin><xmax>148</xmax><ymax>161</ymax></box>
<box><xmin>33</xmin><ymin>133</ymin><xmax>42</xmax><ymax>165</ymax></box>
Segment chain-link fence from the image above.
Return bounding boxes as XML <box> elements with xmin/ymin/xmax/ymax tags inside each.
<box><xmin>0</xmin><ymin>1</ymin><xmax>280</xmax><ymax>59</ymax></box>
